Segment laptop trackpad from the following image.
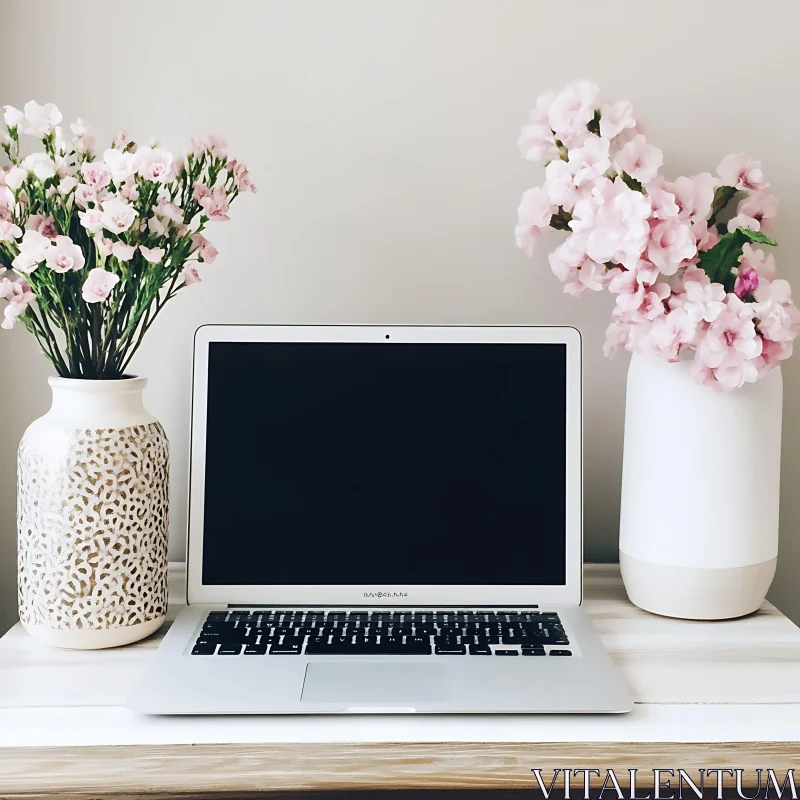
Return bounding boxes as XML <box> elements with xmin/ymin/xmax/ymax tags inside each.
<box><xmin>301</xmin><ymin>662</ymin><xmax>449</xmax><ymax>706</ymax></box>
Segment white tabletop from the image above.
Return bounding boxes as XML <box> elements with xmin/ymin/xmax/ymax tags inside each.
<box><xmin>1</xmin><ymin>563</ymin><xmax>799</xmax><ymax>796</ymax></box>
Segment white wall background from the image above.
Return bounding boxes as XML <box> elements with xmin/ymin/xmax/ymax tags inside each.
<box><xmin>1</xmin><ymin>0</ymin><xmax>799</xmax><ymax>634</ymax></box>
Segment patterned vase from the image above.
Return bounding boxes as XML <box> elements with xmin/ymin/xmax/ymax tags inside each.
<box><xmin>17</xmin><ymin>377</ymin><xmax>169</xmax><ymax>649</ymax></box>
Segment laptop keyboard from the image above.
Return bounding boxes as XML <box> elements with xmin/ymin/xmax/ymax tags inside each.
<box><xmin>190</xmin><ymin>609</ymin><xmax>571</xmax><ymax>656</ymax></box>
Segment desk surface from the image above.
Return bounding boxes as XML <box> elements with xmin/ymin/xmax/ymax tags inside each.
<box><xmin>1</xmin><ymin>563</ymin><xmax>799</xmax><ymax>798</ymax></box>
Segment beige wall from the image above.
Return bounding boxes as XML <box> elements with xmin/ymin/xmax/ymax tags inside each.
<box><xmin>1</xmin><ymin>0</ymin><xmax>799</xmax><ymax>634</ymax></box>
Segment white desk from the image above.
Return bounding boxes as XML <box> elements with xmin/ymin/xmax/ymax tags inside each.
<box><xmin>1</xmin><ymin>563</ymin><xmax>799</xmax><ymax>797</ymax></box>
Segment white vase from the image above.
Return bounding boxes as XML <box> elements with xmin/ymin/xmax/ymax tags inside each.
<box><xmin>17</xmin><ymin>377</ymin><xmax>169</xmax><ymax>649</ymax></box>
<box><xmin>619</xmin><ymin>354</ymin><xmax>782</xmax><ymax>620</ymax></box>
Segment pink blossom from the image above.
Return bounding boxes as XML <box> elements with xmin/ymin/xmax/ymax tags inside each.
<box><xmin>646</xmin><ymin>219</ymin><xmax>696</xmax><ymax>275</ymax></box>
<box><xmin>548</xmin><ymin>234</ymin><xmax>586</xmax><ymax>284</ymax></box>
<box><xmin>717</xmin><ymin>153</ymin><xmax>769</xmax><ymax>191</ymax></box>
<box><xmin>118</xmin><ymin>178</ymin><xmax>139</xmax><ymax>202</ymax></box>
<box><xmin>26</xmin><ymin>214</ymin><xmax>58</xmax><ymax>239</ymax></box>
<box><xmin>227</xmin><ymin>159</ymin><xmax>257</xmax><ymax>193</ymax></box>
<box><xmin>58</xmin><ymin>175</ymin><xmax>78</xmax><ymax>196</ymax></box>
<box><xmin>734</xmin><ymin>267</ymin><xmax>759</xmax><ymax>299</ymax></box>
<box><xmin>4</xmin><ymin>166</ymin><xmax>27</xmax><ymax>191</ymax></box>
<box><xmin>45</xmin><ymin>235</ymin><xmax>85</xmax><ymax>273</ymax></box>
<box><xmin>111</xmin><ymin>241</ymin><xmax>136</xmax><ymax>262</ymax></box>
<box><xmin>78</xmin><ymin>208</ymin><xmax>104</xmax><ymax>234</ymax></box>
<box><xmin>198</xmin><ymin>188</ymin><xmax>230</xmax><ymax>221</ymax></box>
<box><xmin>191</xmin><ymin>233</ymin><xmax>218</xmax><ymax>264</ymax></box>
<box><xmin>192</xmin><ymin>182</ymin><xmax>211</xmax><ymax>202</ymax></box>
<box><xmin>136</xmin><ymin>146</ymin><xmax>175</xmax><ymax>183</ymax></box>
<box><xmin>667</xmin><ymin>173</ymin><xmax>717</xmax><ymax>222</ymax></box>
<box><xmin>73</xmin><ymin>183</ymin><xmax>98</xmax><ymax>209</ymax></box>
<box><xmin>22</xmin><ymin>101</ymin><xmax>62</xmax><ymax>137</ymax></box>
<box><xmin>753</xmin><ymin>279</ymin><xmax>800</xmax><ymax>343</ymax></box>
<box><xmin>515</xmin><ymin>187</ymin><xmax>555</xmax><ymax>256</ymax></box>
<box><xmin>683</xmin><ymin>280</ymin><xmax>726</xmax><ymax>322</ymax></box>
<box><xmin>0</xmin><ymin>220</ymin><xmax>22</xmax><ymax>242</ymax></box>
<box><xmin>188</xmin><ymin>134</ymin><xmax>228</xmax><ymax>159</ymax></box>
<box><xmin>692</xmin><ymin>219</ymin><xmax>719</xmax><ymax>252</ymax></box>
<box><xmin>548</xmin><ymin>80</ymin><xmax>599</xmax><ymax>141</ymax></box>
<box><xmin>103</xmin><ymin>148</ymin><xmax>140</xmax><ymax>183</ymax></box>
<box><xmin>181</xmin><ymin>264</ymin><xmax>201</xmax><ymax>285</ymax></box>
<box><xmin>614</xmin><ymin>134</ymin><xmax>663</xmax><ymax>183</ymax></box>
<box><xmin>739</xmin><ymin>243</ymin><xmax>777</xmax><ymax>282</ymax></box>
<box><xmin>140</xmin><ymin>246</ymin><xmax>165</xmax><ymax>264</ymax></box>
<box><xmin>646</xmin><ymin>183</ymin><xmax>679</xmax><ymax>220</ymax></box>
<box><xmin>81</xmin><ymin>161</ymin><xmax>112</xmax><ymax>190</ymax></box>
<box><xmin>570</xmin><ymin>177</ymin><xmax>652</xmax><ymax>269</ymax></box>
<box><xmin>759</xmin><ymin>337</ymin><xmax>793</xmax><ymax>371</ymax></box>
<box><xmin>517</xmin><ymin>118</ymin><xmax>557</xmax><ymax>163</ymax></box>
<box><xmin>69</xmin><ymin>118</ymin><xmax>95</xmax><ymax>154</ymax></box>
<box><xmin>644</xmin><ymin>308</ymin><xmax>697</xmax><ymax>361</ymax></box>
<box><xmin>727</xmin><ymin>191</ymin><xmax>778</xmax><ymax>233</ymax></box>
<box><xmin>154</xmin><ymin>198</ymin><xmax>184</xmax><ymax>222</ymax></box>
<box><xmin>99</xmin><ymin>197</ymin><xmax>137</xmax><ymax>234</ymax></box>
<box><xmin>22</xmin><ymin>153</ymin><xmax>57</xmax><ymax>181</ymax></box>
<box><xmin>113</xmin><ymin>130</ymin><xmax>131</xmax><ymax>150</ymax></box>
<box><xmin>95</xmin><ymin>236</ymin><xmax>114</xmax><ymax>257</ymax></box>
<box><xmin>562</xmin><ymin>260</ymin><xmax>609</xmax><ymax>297</ymax></box>
<box><xmin>599</xmin><ymin>100</ymin><xmax>636</xmax><ymax>140</ymax></box>
<box><xmin>11</xmin><ymin>230</ymin><xmax>50</xmax><ymax>274</ymax></box>
<box><xmin>81</xmin><ymin>267</ymin><xmax>119</xmax><ymax>303</ymax></box>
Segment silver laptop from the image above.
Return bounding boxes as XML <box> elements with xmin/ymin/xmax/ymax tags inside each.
<box><xmin>127</xmin><ymin>324</ymin><xmax>632</xmax><ymax>714</ymax></box>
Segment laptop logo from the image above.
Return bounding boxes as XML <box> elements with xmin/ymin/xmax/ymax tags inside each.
<box><xmin>364</xmin><ymin>591</ymin><xmax>409</xmax><ymax>598</ymax></box>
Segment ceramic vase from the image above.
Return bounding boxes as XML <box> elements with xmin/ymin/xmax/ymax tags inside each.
<box><xmin>17</xmin><ymin>377</ymin><xmax>169</xmax><ymax>649</ymax></box>
<box><xmin>619</xmin><ymin>354</ymin><xmax>782</xmax><ymax>620</ymax></box>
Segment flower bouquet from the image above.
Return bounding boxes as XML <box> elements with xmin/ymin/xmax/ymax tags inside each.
<box><xmin>515</xmin><ymin>81</ymin><xmax>799</xmax><ymax>390</ymax></box>
<box><xmin>1</xmin><ymin>101</ymin><xmax>255</xmax><ymax>379</ymax></box>
<box><xmin>2</xmin><ymin>101</ymin><xmax>255</xmax><ymax>649</ymax></box>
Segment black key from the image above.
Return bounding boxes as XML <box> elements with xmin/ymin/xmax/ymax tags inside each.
<box><xmin>494</xmin><ymin>650</ymin><xmax>519</xmax><ymax>656</ymax></box>
<box><xmin>191</xmin><ymin>643</ymin><xmax>217</xmax><ymax>655</ymax></box>
<box><xmin>549</xmin><ymin>649</ymin><xmax>572</xmax><ymax>656</ymax></box>
<box><xmin>217</xmin><ymin>644</ymin><xmax>243</xmax><ymax>655</ymax></box>
<box><xmin>243</xmin><ymin>643</ymin><xmax>268</xmax><ymax>655</ymax></box>
<box><xmin>522</xmin><ymin>649</ymin><xmax>547</xmax><ymax>656</ymax></box>
<box><xmin>435</xmin><ymin>644</ymin><xmax>466</xmax><ymax>655</ymax></box>
<box><xmin>270</xmin><ymin>639</ymin><xmax>303</xmax><ymax>654</ymax></box>
<box><xmin>468</xmin><ymin>644</ymin><xmax>492</xmax><ymax>655</ymax></box>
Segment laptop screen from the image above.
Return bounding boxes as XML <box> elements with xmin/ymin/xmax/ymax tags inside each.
<box><xmin>201</xmin><ymin>340</ymin><xmax>568</xmax><ymax>587</ymax></box>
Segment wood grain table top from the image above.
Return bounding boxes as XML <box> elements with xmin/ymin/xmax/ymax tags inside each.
<box><xmin>1</xmin><ymin>563</ymin><xmax>799</xmax><ymax>798</ymax></box>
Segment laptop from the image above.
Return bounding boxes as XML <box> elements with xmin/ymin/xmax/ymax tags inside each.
<box><xmin>127</xmin><ymin>324</ymin><xmax>632</xmax><ymax>714</ymax></box>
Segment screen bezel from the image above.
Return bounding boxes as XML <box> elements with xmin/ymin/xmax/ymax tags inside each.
<box><xmin>187</xmin><ymin>325</ymin><xmax>582</xmax><ymax>607</ymax></box>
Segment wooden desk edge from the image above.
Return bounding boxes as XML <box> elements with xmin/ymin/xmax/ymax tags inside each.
<box><xmin>1</xmin><ymin>740</ymin><xmax>799</xmax><ymax>797</ymax></box>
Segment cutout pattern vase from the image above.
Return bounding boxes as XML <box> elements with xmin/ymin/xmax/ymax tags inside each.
<box><xmin>17</xmin><ymin>377</ymin><xmax>169</xmax><ymax>649</ymax></box>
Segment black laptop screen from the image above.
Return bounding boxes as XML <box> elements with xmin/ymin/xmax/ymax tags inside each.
<box><xmin>201</xmin><ymin>339</ymin><xmax>568</xmax><ymax>586</ymax></box>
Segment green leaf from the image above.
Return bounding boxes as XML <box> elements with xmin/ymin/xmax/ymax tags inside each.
<box><xmin>738</xmin><ymin>228</ymin><xmax>778</xmax><ymax>247</ymax></box>
<box><xmin>620</xmin><ymin>171</ymin><xmax>642</xmax><ymax>193</ymax></box>
<box><xmin>708</xmin><ymin>185</ymin><xmax>737</xmax><ymax>225</ymax></box>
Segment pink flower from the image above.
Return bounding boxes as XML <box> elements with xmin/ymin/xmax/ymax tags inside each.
<box><xmin>717</xmin><ymin>153</ymin><xmax>769</xmax><ymax>191</ymax></box>
<box><xmin>181</xmin><ymin>264</ymin><xmax>201</xmax><ymax>285</ymax></box>
<box><xmin>81</xmin><ymin>161</ymin><xmax>112</xmax><ymax>190</ymax></box>
<box><xmin>69</xmin><ymin>118</ymin><xmax>95</xmax><ymax>154</ymax></box>
<box><xmin>644</xmin><ymin>308</ymin><xmax>697</xmax><ymax>361</ymax></box>
<box><xmin>99</xmin><ymin>196</ymin><xmax>137</xmax><ymax>234</ymax></box>
<box><xmin>0</xmin><ymin>220</ymin><xmax>22</xmax><ymax>243</ymax></box>
<box><xmin>614</xmin><ymin>134</ymin><xmax>662</xmax><ymax>183</ymax></box>
<box><xmin>95</xmin><ymin>236</ymin><xmax>114</xmax><ymax>257</ymax></box>
<box><xmin>734</xmin><ymin>267</ymin><xmax>759</xmax><ymax>299</ymax></box>
<box><xmin>119</xmin><ymin>178</ymin><xmax>139</xmax><ymax>202</ymax></box>
<box><xmin>570</xmin><ymin>177</ymin><xmax>652</xmax><ymax>269</ymax></box>
<box><xmin>517</xmin><ymin>118</ymin><xmax>557</xmax><ymax>164</ymax></box>
<box><xmin>22</xmin><ymin>153</ymin><xmax>57</xmax><ymax>181</ymax></box>
<box><xmin>113</xmin><ymin>130</ymin><xmax>131</xmax><ymax>151</ymax></box>
<box><xmin>58</xmin><ymin>175</ymin><xmax>78</xmax><ymax>196</ymax></box>
<box><xmin>191</xmin><ymin>234</ymin><xmax>218</xmax><ymax>264</ymax></box>
<box><xmin>4</xmin><ymin>166</ymin><xmax>27</xmax><ymax>191</ymax></box>
<box><xmin>154</xmin><ymin>198</ymin><xmax>184</xmax><ymax>223</ymax></box>
<box><xmin>646</xmin><ymin>183</ymin><xmax>679</xmax><ymax>220</ymax></box>
<box><xmin>82</xmin><ymin>268</ymin><xmax>119</xmax><ymax>303</ymax></box>
<box><xmin>140</xmin><ymin>246</ymin><xmax>165</xmax><ymax>264</ymax></box>
<box><xmin>188</xmin><ymin>134</ymin><xmax>228</xmax><ymax>159</ymax></box>
<box><xmin>548</xmin><ymin>80</ymin><xmax>599</xmax><ymax>141</ymax></box>
<box><xmin>103</xmin><ymin>148</ymin><xmax>140</xmax><ymax>183</ymax></box>
<box><xmin>193</xmin><ymin>182</ymin><xmax>211</xmax><ymax>202</ymax></box>
<box><xmin>74</xmin><ymin>183</ymin><xmax>98</xmax><ymax>209</ymax></box>
<box><xmin>692</xmin><ymin>219</ymin><xmax>719</xmax><ymax>252</ymax></box>
<box><xmin>11</xmin><ymin>230</ymin><xmax>50</xmax><ymax>274</ymax></box>
<box><xmin>198</xmin><ymin>188</ymin><xmax>230</xmax><ymax>221</ymax></box>
<box><xmin>26</xmin><ymin>214</ymin><xmax>58</xmax><ymax>239</ymax></box>
<box><xmin>227</xmin><ymin>159</ymin><xmax>257</xmax><ymax>193</ymax></box>
<box><xmin>739</xmin><ymin>243</ymin><xmax>777</xmax><ymax>282</ymax></box>
<box><xmin>753</xmin><ymin>279</ymin><xmax>800</xmax><ymax>343</ymax></box>
<box><xmin>111</xmin><ymin>241</ymin><xmax>136</xmax><ymax>262</ymax></box>
<box><xmin>45</xmin><ymin>235</ymin><xmax>85</xmax><ymax>273</ymax></box>
<box><xmin>695</xmin><ymin>295</ymin><xmax>762</xmax><ymax>388</ymax></box>
<box><xmin>22</xmin><ymin>101</ymin><xmax>62</xmax><ymax>137</ymax></box>
<box><xmin>683</xmin><ymin>280</ymin><xmax>726</xmax><ymax>322</ymax></box>
<box><xmin>646</xmin><ymin>219</ymin><xmax>696</xmax><ymax>276</ymax></box>
<box><xmin>515</xmin><ymin>187</ymin><xmax>555</xmax><ymax>256</ymax></box>
<box><xmin>562</xmin><ymin>259</ymin><xmax>609</xmax><ymax>297</ymax></box>
<box><xmin>599</xmin><ymin>100</ymin><xmax>636</xmax><ymax>140</ymax></box>
<box><xmin>79</xmin><ymin>208</ymin><xmax>104</xmax><ymax>234</ymax></box>
<box><xmin>136</xmin><ymin>146</ymin><xmax>175</xmax><ymax>183</ymax></box>
<box><xmin>667</xmin><ymin>173</ymin><xmax>717</xmax><ymax>222</ymax></box>
<box><xmin>548</xmin><ymin>235</ymin><xmax>586</xmax><ymax>284</ymax></box>
<box><xmin>727</xmin><ymin>191</ymin><xmax>778</xmax><ymax>233</ymax></box>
